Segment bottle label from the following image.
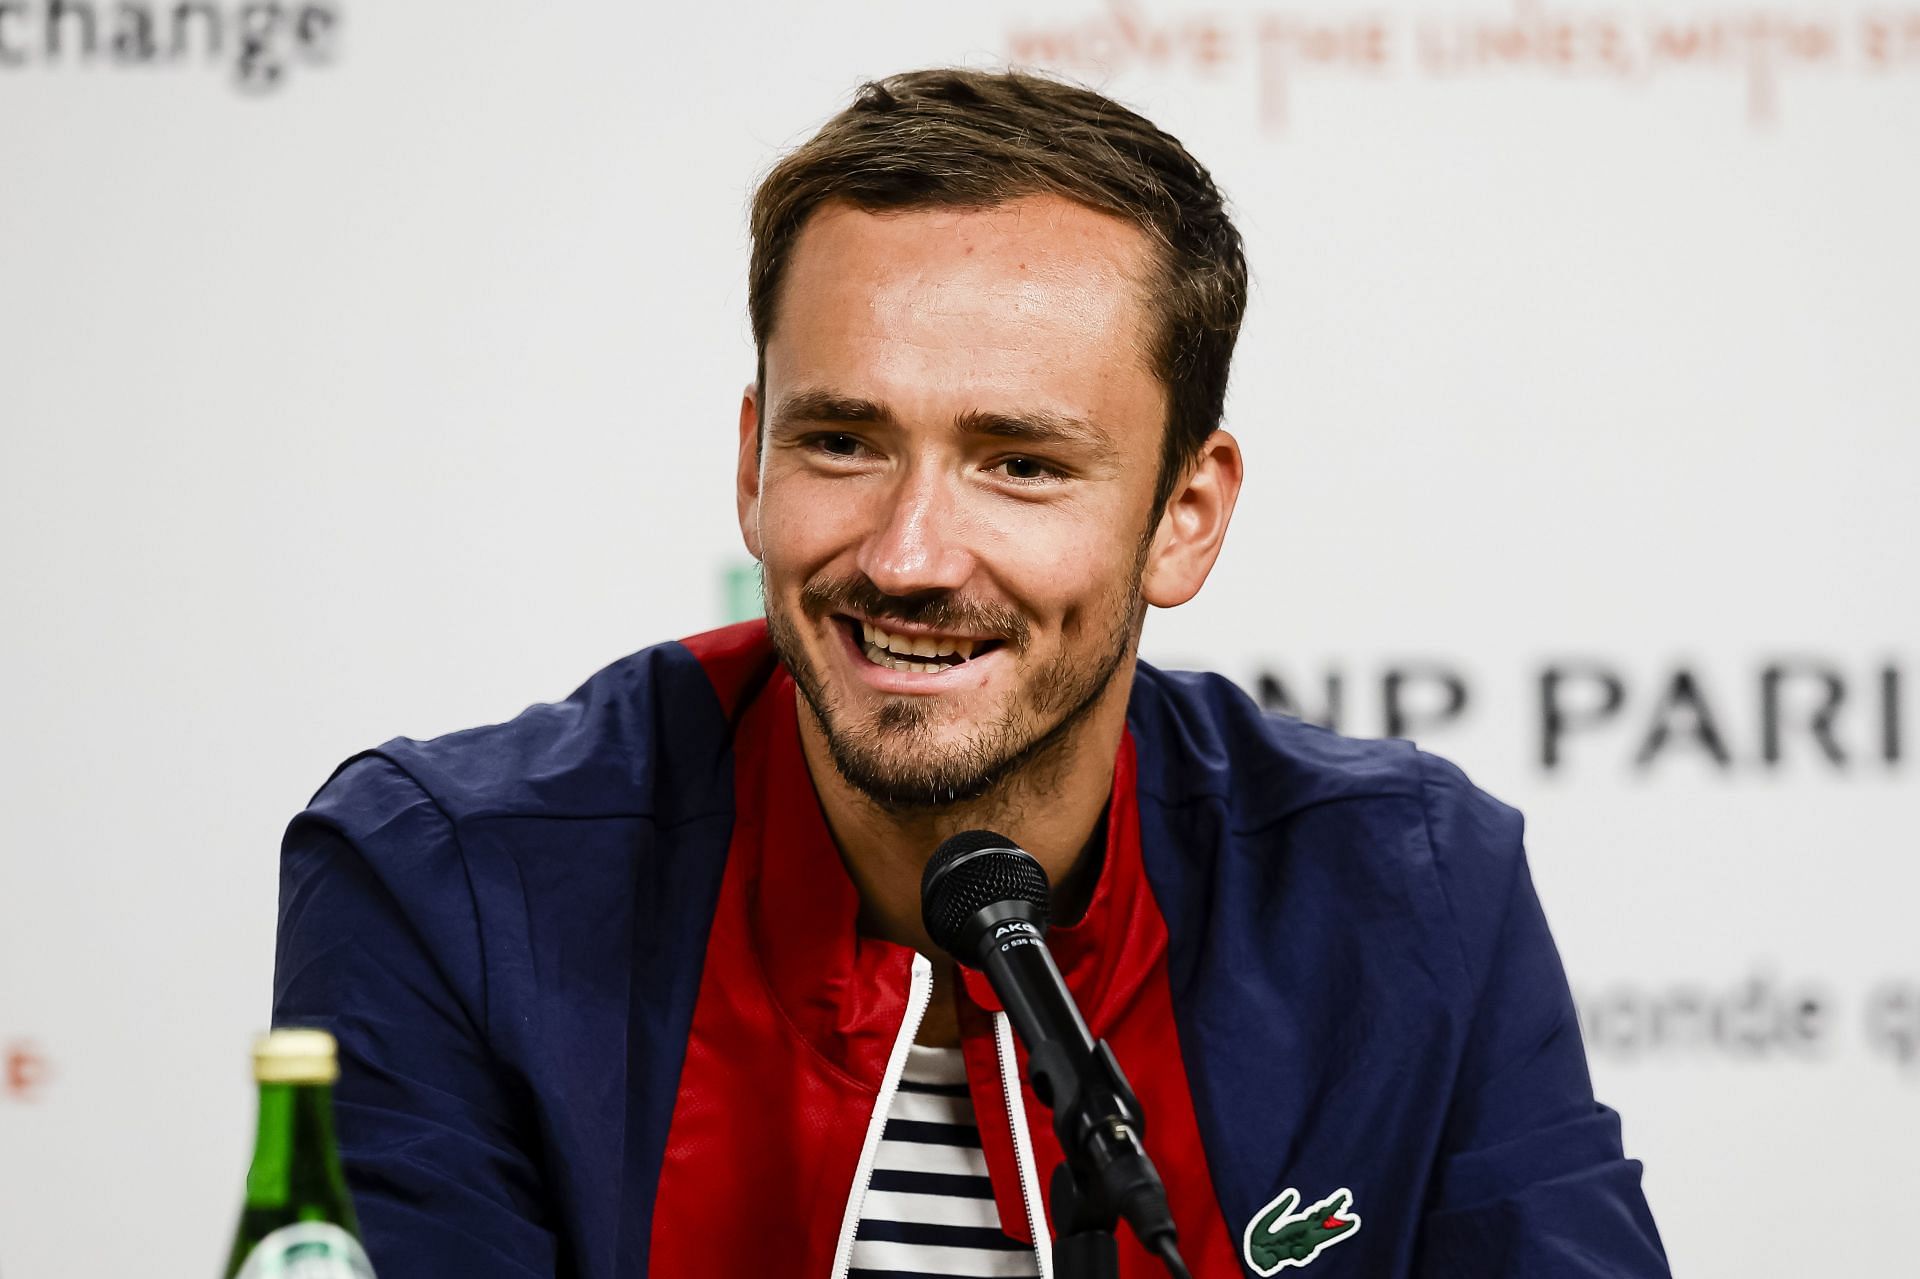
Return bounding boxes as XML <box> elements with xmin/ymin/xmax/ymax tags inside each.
<box><xmin>236</xmin><ymin>1222</ymin><xmax>375</xmax><ymax>1279</ymax></box>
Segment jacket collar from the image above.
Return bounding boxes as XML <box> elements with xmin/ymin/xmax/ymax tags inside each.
<box><xmin>736</xmin><ymin>667</ymin><xmax>916</xmax><ymax>1083</ymax></box>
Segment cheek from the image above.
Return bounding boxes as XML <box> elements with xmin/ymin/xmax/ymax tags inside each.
<box><xmin>759</xmin><ymin>477</ymin><xmax>862</xmax><ymax>577</ymax></box>
<box><xmin>1004</xmin><ymin>520</ymin><xmax>1141</xmax><ymax>639</ymax></box>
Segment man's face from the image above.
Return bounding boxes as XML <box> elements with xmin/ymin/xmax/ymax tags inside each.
<box><xmin>743</xmin><ymin>195</ymin><xmax>1170</xmax><ymax>809</ymax></box>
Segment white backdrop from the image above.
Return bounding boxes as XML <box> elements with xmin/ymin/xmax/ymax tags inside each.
<box><xmin>2</xmin><ymin>1</ymin><xmax>1914</xmax><ymax>1274</ymax></box>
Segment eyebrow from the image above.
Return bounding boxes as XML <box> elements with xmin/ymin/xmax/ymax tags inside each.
<box><xmin>771</xmin><ymin>389</ymin><xmax>1113</xmax><ymax>452</ymax></box>
<box><xmin>954</xmin><ymin>408</ymin><xmax>1114</xmax><ymax>452</ymax></box>
<box><xmin>770</xmin><ymin>390</ymin><xmax>892</xmax><ymax>429</ymax></box>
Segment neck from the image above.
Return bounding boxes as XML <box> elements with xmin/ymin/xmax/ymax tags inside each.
<box><xmin>796</xmin><ymin>661</ymin><xmax>1135</xmax><ymax>961</ymax></box>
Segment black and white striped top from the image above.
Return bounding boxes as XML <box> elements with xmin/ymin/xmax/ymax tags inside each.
<box><xmin>848</xmin><ymin>1042</ymin><xmax>1043</xmax><ymax>1278</ymax></box>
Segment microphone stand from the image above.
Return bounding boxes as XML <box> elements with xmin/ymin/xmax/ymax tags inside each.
<box><xmin>1031</xmin><ymin>1038</ymin><xmax>1192</xmax><ymax>1279</ymax></box>
<box><xmin>1051</xmin><ymin>1160</ymin><xmax>1119</xmax><ymax>1279</ymax></box>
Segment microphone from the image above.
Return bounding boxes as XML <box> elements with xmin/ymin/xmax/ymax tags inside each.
<box><xmin>921</xmin><ymin>830</ymin><xmax>1188</xmax><ymax>1276</ymax></box>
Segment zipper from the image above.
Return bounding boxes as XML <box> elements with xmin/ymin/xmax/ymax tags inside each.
<box><xmin>830</xmin><ymin>951</ymin><xmax>935</xmax><ymax>1279</ymax></box>
<box><xmin>996</xmin><ymin>1010</ymin><xmax>1055</xmax><ymax>1279</ymax></box>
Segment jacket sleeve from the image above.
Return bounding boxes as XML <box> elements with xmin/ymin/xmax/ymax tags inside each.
<box><xmin>1412</xmin><ymin>755</ymin><xmax>1670</xmax><ymax>1278</ymax></box>
<box><xmin>273</xmin><ymin>754</ymin><xmax>559</xmax><ymax>1277</ymax></box>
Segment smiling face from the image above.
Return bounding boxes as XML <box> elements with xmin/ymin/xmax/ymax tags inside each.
<box><xmin>739</xmin><ymin>195</ymin><xmax>1174</xmax><ymax>810</ymax></box>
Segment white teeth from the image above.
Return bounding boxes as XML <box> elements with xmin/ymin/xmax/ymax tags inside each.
<box><xmin>854</xmin><ymin>619</ymin><xmax>992</xmax><ymax>671</ymax></box>
<box><xmin>862</xmin><ymin>643</ymin><xmax>940</xmax><ymax>674</ymax></box>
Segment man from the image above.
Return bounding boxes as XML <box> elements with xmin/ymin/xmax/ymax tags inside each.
<box><xmin>275</xmin><ymin>69</ymin><xmax>1669</xmax><ymax>1277</ymax></box>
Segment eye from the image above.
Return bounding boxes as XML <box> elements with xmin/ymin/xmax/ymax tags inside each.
<box><xmin>814</xmin><ymin>433</ymin><xmax>865</xmax><ymax>457</ymax></box>
<box><xmin>795</xmin><ymin>431</ymin><xmax>877</xmax><ymax>463</ymax></box>
<box><xmin>991</xmin><ymin>455</ymin><xmax>1063</xmax><ymax>483</ymax></box>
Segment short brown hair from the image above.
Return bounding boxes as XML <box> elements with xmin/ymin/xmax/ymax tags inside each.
<box><xmin>748</xmin><ymin>68</ymin><xmax>1247</xmax><ymax>514</ymax></box>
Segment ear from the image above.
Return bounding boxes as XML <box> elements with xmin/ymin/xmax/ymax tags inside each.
<box><xmin>1142</xmin><ymin>428</ymin><xmax>1243</xmax><ymax>609</ymax></box>
<box><xmin>736</xmin><ymin>382</ymin><xmax>764</xmax><ymax>561</ymax></box>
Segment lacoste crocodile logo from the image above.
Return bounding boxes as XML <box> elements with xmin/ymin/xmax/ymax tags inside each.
<box><xmin>1242</xmin><ymin>1186</ymin><xmax>1361</xmax><ymax>1273</ymax></box>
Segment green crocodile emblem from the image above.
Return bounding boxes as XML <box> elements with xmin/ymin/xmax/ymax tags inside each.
<box><xmin>1242</xmin><ymin>1186</ymin><xmax>1361</xmax><ymax>1274</ymax></box>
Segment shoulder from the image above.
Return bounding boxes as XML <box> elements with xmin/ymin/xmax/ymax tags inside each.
<box><xmin>303</xmin><ymin>621</ymin><xmax>775</xmax><ymax>837</ymax></box>
<box><xmin>1130</xmin><ymin>662</ymin><xmax>1515</xmax><ymax>821</ymax></box>
<box><xmin>1127</xmin><ymin>663</ymin><xmax>1528</xmax><ymax>945</ymax></box>
<box><xmin>280</xmin><ymin>626</ymin><xmax>769</xmax><ymax>1052</ymax></box>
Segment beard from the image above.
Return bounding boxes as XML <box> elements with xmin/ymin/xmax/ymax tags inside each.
<box><xmin>762</xmin><ymin>555</ymin><xmax>1147</xmax><ymax>812</ymax></box>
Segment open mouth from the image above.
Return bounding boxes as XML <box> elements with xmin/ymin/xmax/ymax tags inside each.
<box><xmin>838</xmin><ymin>616</ymin><xmax>1005</xmax><ymax>674</ymax></box>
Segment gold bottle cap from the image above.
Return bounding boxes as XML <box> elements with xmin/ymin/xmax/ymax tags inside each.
<box><xmin>252</xmin><ymin>1028</ymin><xmax>340</xmax><ymax>1084</ymax></box>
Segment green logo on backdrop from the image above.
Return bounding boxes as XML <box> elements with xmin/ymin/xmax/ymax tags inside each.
<box><xmin>722</xmin><ymin>562</ymin><xmax>763</xmax><ymax>624</ymax></box>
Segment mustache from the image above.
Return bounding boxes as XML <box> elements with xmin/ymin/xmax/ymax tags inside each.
<box><xmin>800</xmin><ymin>573</ymin><xmax>1030</xmax><ymax>651</ymax></box>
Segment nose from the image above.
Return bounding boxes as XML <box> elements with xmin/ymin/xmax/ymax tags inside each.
<box><xmin>855</xmin><ymin>462</ymin><xmax>976</xmax><ymax>598</ymax></box>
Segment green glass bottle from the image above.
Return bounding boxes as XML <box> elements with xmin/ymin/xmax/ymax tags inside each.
<box><xmin>223</xmin><ymin>1028</ymin><xmax>376</xmax><ymax>1278</ymax></box>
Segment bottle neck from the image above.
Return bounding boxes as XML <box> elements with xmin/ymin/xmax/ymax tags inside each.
<box><xmin>245</xmin><ymin>1081</ymin><xmax>352</xmax><ymax>1216</ymax></box>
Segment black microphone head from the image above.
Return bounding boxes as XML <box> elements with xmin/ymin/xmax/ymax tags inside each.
<box><xmin>921</xmin><ymin>829</ymin><xmax>1052</xmax><ymax>960</ymax></box>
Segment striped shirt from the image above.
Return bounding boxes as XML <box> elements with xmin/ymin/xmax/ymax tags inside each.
<box><xmin>848</xmin><ymin>1042</ymin><xmax>1043</xmax><ymax>1278</ymax></box>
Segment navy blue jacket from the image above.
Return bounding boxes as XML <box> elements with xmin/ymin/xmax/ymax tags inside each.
<box><xmin>273</xmin><ymin>621</ymin><xmax>1669</xmax><ymax>1277</ymax></box>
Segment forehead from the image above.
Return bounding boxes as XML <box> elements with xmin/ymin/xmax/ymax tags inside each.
<box><xmin>765</xmin><ymin>195</ymin><xmax>1164</xmax><ymax>429</ymax></box>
